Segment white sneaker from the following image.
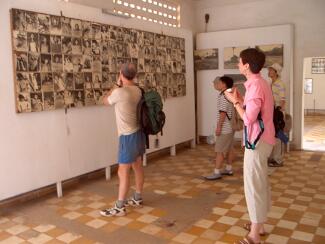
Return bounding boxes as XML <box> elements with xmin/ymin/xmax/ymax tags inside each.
<box><xmin>220</xmin><ymin>169</ymin><xmax>234</xmax><ymax>176</ymax></box>
<box><xmin>125</xmin><ymin>196</ymin><xmax>143</xmax><ymax>208</ymax></box>
<box><xmin>100</xmin><ymin>204</ymin><xmax>126</xmax><ymax>217</ymax></box>
<box><xmin>204</xmin><ymin>173</ymin><xmax>222</xmax><ymax>180</ymax></box>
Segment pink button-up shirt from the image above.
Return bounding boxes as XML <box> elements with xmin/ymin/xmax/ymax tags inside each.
<box><xmin>243</xmin><ymin>73</ymin><xmax>276</xmax><ymax>146</ymax></box>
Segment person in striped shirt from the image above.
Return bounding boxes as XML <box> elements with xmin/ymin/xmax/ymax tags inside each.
<box><xmin>268</xmin><ymin>63</ymin><xmax>286</xmax><ymax>167</ymax></box>
<box><xmin>204</xmin><ymin>76</ymin><xmax>235</xmax><ymax>180</ymax></box>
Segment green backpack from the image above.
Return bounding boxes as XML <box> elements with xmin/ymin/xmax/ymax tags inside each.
<box><xmin>137</xmin><ymin>88</ymin><xmax>166</xmax><ymax>148</ymax></box>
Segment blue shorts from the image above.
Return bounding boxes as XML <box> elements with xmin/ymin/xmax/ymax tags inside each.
<box><xmin>118</xmin><ymin>130</ymin><xmax>146</xmax><ymax>164</ymax></box>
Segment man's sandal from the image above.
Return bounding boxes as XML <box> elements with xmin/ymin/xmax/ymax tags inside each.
<box><xmin>234</xmin><ymin>235</ymin><xmax>261</xmax><ymax>244</ymax></box>
<box><xmin>243</xmin><ymin>222</ymin><xmax>266</xmax><ymax>236</ymax></box>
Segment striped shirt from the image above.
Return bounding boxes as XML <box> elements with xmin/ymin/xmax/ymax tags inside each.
<box><xmin>216</xmin><ymin>91</ymin><xmax>233</xmax><ymax>134</ymax></box>
<box><xmin>271</xmin><ymin>78</ymin><xmax>285</xmax><ymax>107</ymax></box>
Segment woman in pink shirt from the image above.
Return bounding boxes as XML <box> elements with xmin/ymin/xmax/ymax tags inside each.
<box><xmin>225</xmin><ymin>48</ymin><xmax>275</xmax><ymax>244</ymax></box>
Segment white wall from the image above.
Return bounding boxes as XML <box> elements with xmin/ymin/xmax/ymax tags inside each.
<box><xmin>0</xmin><ymin>0</ymin><xmax>195</xmax><ymax>200</ymax></box>
<box><xmin>193</xmin><ymin>0</ymin><xmax>325</xmax><ymax>149</ymax></box>
<box><xmin>196</xmin><ymin>25</ymin><xmax>293</xmax><ymax>137</ymax></box>
<box><xmin>303</xmin><ymin>57</ymin><xmax>325</xmax><ymax>110</ymax></box>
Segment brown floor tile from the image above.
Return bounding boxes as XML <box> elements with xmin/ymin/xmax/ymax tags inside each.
<box><xmin>186</xmin><ymin>226</ymin><xmax>206</xmax><ymax>236</ymax></box>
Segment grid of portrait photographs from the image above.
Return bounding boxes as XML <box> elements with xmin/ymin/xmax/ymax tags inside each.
<box><xmin>11</xmin><ymin>9</ymin><xmax>186</xmax><ymax>113</ymax></box>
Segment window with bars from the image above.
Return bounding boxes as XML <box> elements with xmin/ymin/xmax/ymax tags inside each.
<box><xmin>113</xmin><ymin>0</ymin><xmax>180</xmax><ymax>27</ymax></box>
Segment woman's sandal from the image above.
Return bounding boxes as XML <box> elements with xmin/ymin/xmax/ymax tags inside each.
<box><xmin>234</xmin><ymin>235</ymin><xmax>261</xmax><ymax>244</ymax></box>
<box><xmin>243</xmin><ymin>222</ymin><xmax>266</xmax><ymax>236</ymax></box>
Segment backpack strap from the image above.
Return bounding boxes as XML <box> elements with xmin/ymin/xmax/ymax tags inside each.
<box><xmin>244</xmin><ymin>112</ymin><xmax>264</xmax><ymax>150</ymax></box>
<box><xmin>222</xmin><ymin>93</ymin><xmax>233</xmax><ymax>121</ymax></box>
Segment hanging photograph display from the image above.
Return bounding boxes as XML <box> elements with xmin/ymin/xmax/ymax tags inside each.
<box><xmin>256</xmin><ymin>44</ymin><xmax>283</xmax><ymax>68</ymax></box>
<box><xmin>224</xmin><ymin>46</ymin><xmax>249</xmax><ymax>69</ymax></box>
<box><xmin>311</xmin><ymin>58</ymin><xmax>325</xmax><ymax>74</ymax></box>
<box><xmin>11</xmin><ymin>8</ymin><xmax>186</xmax><ymax>113</ymax></box>
<box><xmin>194</xmin><ymin>48</ymin><xmax>218</xmax><ymax>70</ymax></box>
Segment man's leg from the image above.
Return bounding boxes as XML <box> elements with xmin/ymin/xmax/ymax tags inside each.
<box><xmin>118</xmin><ymin>163</ymin><xmax>132</xmax><ymax>202</ymax></box>
<box><xmin>205</xmin><ymin>152</ymin><xmax>224</xmax><ymax>180</ymax></box>
<box><xmin>100</xmin><ymin>163</ymin><xmax>131</xmax><ymax>217</ymax></box>
<box><xmin>131</xmin><ymin>156</ymin><xmax>144</xmax><ymax>194</ymax></box>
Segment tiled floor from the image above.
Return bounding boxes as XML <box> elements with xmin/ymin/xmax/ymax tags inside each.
<box><xmin>1</xmin><ymin>144</ymin><xmax>325</xmax><ymax>243</ymax></box>
<box><xmin>304</xmin><ymin>115</ymin><xmax>325</xmax><ymax>151</ymax></box>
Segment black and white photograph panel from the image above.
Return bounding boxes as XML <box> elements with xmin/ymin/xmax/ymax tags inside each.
<box><xmin>143</xmin><ymin>32</ymin><xmax>154</xmax><ymax>46</ymax></box>
<box><xmin>71</xmin><ymin>19</ymin><xmax>82</xmax><ymax>37</ymax></box>
<box><xmin>107</xmin><ymin>41</ymin><xmax>117</xmax><ymax>57</ymax></box>
<box><xmin>13</xmin><ymin>30</ymin><xmax>28</xmax><ymax>52</ymax></box>
<box><xmin>15</xmin><ymin>52</ymin><xmax>28</xmax><ymax>72</ymax></box>
<box><xmin>155</xmin><ymin>34</ymin><xmax>166</xmax><ymax>47</ymax></box>
<box><xmin>40</xmin><ymin>54</ymin><xmax>52</xmax><ymax>72</ymax></box>
<box><xmin>73</xmin><ymin>90</ymin><xmax>85</xmax><ymax>107</ymax></box>
<box><xmin>50</xmin><ymin>35</ymin><xmax>62</xmax><ymax>53</ymax></box>
<box><xmin>116</xmin><ymin>58</ymin><xmax>125</xmax><ymax>71</ymax></box>
<box><xmin>63</xmin><ymin>55</ymin><xmax>74</xmax><ymax>72</ymax></box>
<box><xmin>43</xmin><ymin>92</ymin><xmax>55</xmax><ymax>110</ymax></box>
<box><xmin>128</xmin><ymin>43</ymin><xmax>138</xmax><ymax>59</ymax></box>
<box><xmin>85</xmin><ymin>89</ymin><xmax>95</xmax><ymax>106</ymax></box>
<box><xmin>92</xmin><ymin>55</ymin><xmax>102</xmax><ymax>72</ymax></box>
<box><xmin>129</xmin><ymin>29</ymin><xmax>138</xmax><ymax>43</ymax></box>
<box><xmin>194</xmin><ymin>48</ymin><xmax>218</xmax><ymax>70</ymax></box>
<box><xmin>92</xmin><ymin>72</ymin><xmax>102</xmax><ymax>89</ymax></box>
<box><xmin>41</xmin><ymin>72</ymin><xmax>54</xmax><ymax>92</ymax></box>
<box><xmin>17</xmin><ymin>93</ymin><xmax>31</xmax><ymax>113</ymax></box>
<box><xmin>101</xmin><ymin>41</ymin><xmax>109</xmax><ymax>55</ymax></box>
<box><xmin>72</xmin><ymin>38</ymin><xmax>82</xmax><ymax>54</ymax></box>
<box><xmin>64</xmin><ymin>72</ymin><xmax>74</xmax><ymax>90</ymax></box>
<box><xmin>52</xmin><ymin>54</ymin><xmax>63</xmax><ymax>72</ymax></box>
<box><xmin>256</xmin><ymin>44</ymin><xmax>283</xmax><ymax>67</ymax></box>
<box><xmin>109</xmin><ymin>25</ymin><xmax>117</xmax><ymax>41</ymax></box>
<box><xmin>50</xmin><ymin>15</ymin><xmax>62</xmax><ymax>35</ymax></box>
<box><xmin>27</xmin><ymin>32</ymin><xmax>39</xmax><ymax>52</ymax></box>
<box><xmin>180</xmin><ymin>38</ymin><xmax>185</xmax><ymax>50</ymax></box>
<box><xmin>102</xmin><ymin>53</ymin><xmax>109</xmax><ymax>66</ymax></box>
<box><xmin>64</xmin><ymin>90</ymin><xmax>75</xmax><ymax>108</ymax></box>
<box><xmin>108</xmin><ymin>57</ymin><xmax>117</xmax><ymax>73</ymax></box>
<box><xmin>101</xmin><ymin>24</ymin><xmax>109</xmax><ymax>42</ymax></box>
<box><xmin>53</xmin><ymin>72</ymin><xmax>65</xmax><ymax>92</ymax></box>
<box><xmin>92</xmin><ymin>23</ymin><xmax>101</xmax><ymax>40</ymax></box>
<box><xmin>28</xmin><ymin>52</ymin><xmax>40</xmax><ymax>72</ymax></box>
<box><xmin>61</xmin><ymin>17</ymin><xmax>72</xmax><ymax>36</ymax></box>
<box><xmin>82</xmin><ymin>39</ymin><xmax>92</xmax><ymax>55</ymax></box>
<box><xmin>30</xmin><ymin>92</ymin><xmax>43</xmax><ymax>112</ymax></box>
<box><xmin>92</xmin><ymin>39</ymin><xmax>101</xmax><ymax>55</ymax></box>
<box><xmin>28</xmin><ymin>72</ymin><xmax>41</xmax><ymax>92</ymax></box>
<box><xmin>116</xmin><ymin>27</ymin><xmax>124</xmax><ymax>42</ymax></box>
<box><xmin>74</xmin><ymin>73</ymin><xmax>84</xmax><ymax>90</ymax></box>
<box><xmin>39</xmin><ymin>34</ymin><xmax>51</xmax><ymax>53</ymax></box>
<box><xmin>25</xmin><ymin>12</ymin><xmax>38</xmax><ymax>33</ymax></box>
<box><xmin>84</xmin><ymin>72</ymin><xmax>93</xmax><ymax>89</ymax></box>
<box><xmin>12</xmin><ymin>9</ymin><xmax>26</xmax><ymax>31</ymax></box>
<box><xmin>62</xmin><ymin>36</ymin><xmax>72</xmax><ymax>54</ymax></box>
<box><xmin>37</xmin><ymin>14</ymin><xmax>50</xmax><ymax>34</ymax></box>
<box><xmin>72</xmin><ymin>55</ymin><xmax>83</xmax><ymax>72</ymax></box>
<box><xmin>16</xmin><ymin>72</ymin><xmax>31</xmax><ymax>93</ymax></box>
<box><xmin>54</xmin><ymin>91</ymin><xmax>65</xmax><ymax>109</ymax></box>
<box><xmin>82</xmin><ymin>55</ymin><xmax>92</xmax><ymax>72</ymax></box>
<box><xmin>82</xmin><ymin>21</ymin><xmax>92</xmax><ymax>39</ymax></box>
<box><xmin>94</xmin><ymin>89</ymin><xmax>103</xmax><ymax>105</ymax></box>
<box><xmin>122</xmin><ymin>28</ymin><xmax>131</xmax><ymax>43</ymax></box>
<box><xmin>224</xmin><ymin>46</ymin><xmax>248</xmax><ymax>69</ymax></box>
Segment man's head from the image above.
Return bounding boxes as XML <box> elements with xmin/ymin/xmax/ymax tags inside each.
<box><xmin>120</xmin><ymin>62</ymin><xmax>137</xmax><ymax>81</ymax></box>
<box><xmin>239</xmin><ymin>48</ymin><xmax>265</xmax><ymax>74</ymax></box>
<box><xmin>213</xmin><ymin>76</ymin><xmax>234</xmax><ymax>91</ymax></box>
<box><xmin>268</xmin><ymin>63</ymin><xmax>282</xmax><ymax>79</ymax></box>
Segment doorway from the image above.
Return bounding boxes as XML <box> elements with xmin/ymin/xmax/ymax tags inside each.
<box><xmin>302</xmin><ymin>57</ymin><xmax>325</xmax><ymax>151</ymax></box>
